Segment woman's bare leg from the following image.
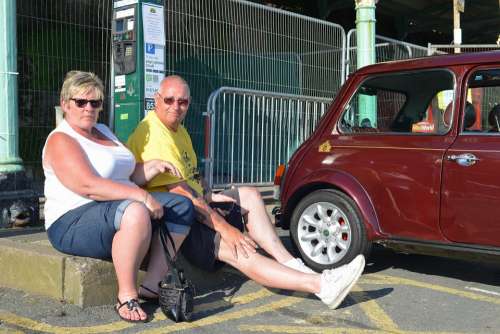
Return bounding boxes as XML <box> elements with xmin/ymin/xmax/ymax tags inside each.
<box><xmin>112</xmin><ymin>202</ymin><xmax>151</xmax><ymax>321</ymax></box>
<box><xmin>140</xmin><ymin>231</ymin><xmax>187</xmax><ymax>297</ymax></box>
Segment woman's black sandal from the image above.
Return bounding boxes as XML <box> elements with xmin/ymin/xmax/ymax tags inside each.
<box><xmin>114</xmin><ymin>298</ymin><xmax>150</xmax><ymax>323</ymax></box>
<box><xmin>139</xmin><ymin>284</ymin><xmax>159</xmax><ymax>302</ymax></box>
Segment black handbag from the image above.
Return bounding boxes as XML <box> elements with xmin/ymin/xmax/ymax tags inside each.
<box><xmin>158</xmin><ymin>224</ymin><xmax>195</xmax><ymax>322</ymax></box>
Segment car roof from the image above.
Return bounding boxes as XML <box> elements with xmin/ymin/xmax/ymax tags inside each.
<box><xmin>356</xmin><ymin>51</ymin><xmax>500</xmax><ymax>75</ymax></box>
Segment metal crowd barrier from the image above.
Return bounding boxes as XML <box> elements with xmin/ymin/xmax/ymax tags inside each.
<box><xmin>427</xmin><ymin>44</ymin><xmax>500</xmax><ymax>55</ymax></box>
<box><xmin>346</xmin><ymin>29</ymin><xmax>429</xmax><ymax>80</ymax></box>
<box><xmin>205</xmin><ymin>87</ymin><xmax>331</xmax><ymax>189</ymax></box>
<box><xmin>164</xmin><ymin>0</ymin><xmax>346</xmax><ymax>162</ymax></box>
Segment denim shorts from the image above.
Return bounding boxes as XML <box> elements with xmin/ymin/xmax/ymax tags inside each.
<box><xmin>47</xmin><ymin>192</ymin><xmax>194</xmax><ymax>260</ymax></box>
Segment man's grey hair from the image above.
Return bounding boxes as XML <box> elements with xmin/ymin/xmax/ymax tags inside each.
<box><xmin>159</xmin><ymin>75</ymin><xmax>191</xmax><ymax>98</ymax></box>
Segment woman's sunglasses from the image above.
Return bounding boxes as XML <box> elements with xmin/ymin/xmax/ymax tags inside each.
<box><xmin>70</xmin><ymin>98</ymin><xmax>103</xmax><ymax>108</ymax></box>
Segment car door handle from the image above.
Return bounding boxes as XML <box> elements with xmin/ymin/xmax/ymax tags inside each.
<box><xmin>447</xmin><ymin>153</ymin><xmax>480</xmax><ymax>166</ymax></box>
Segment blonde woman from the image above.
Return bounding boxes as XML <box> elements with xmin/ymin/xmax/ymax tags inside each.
<box><xmin>42</xmin><ymin>71</ymin><xmax>194</xmax><ymax>322</ymax></box>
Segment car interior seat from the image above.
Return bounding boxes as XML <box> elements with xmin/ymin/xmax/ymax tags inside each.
<box><xmin>463</xmin><ymin>102</ymin><xmax>477</xmax><ymax>130</ymax></box>
<box><xmin>488</xmin><ymin>105</ymin><xmax>500</xmax><ymax>132</ymax></box>
<box><xmin>443</xmin><ymin>102</ymin><xmax>453</xmax><ymax>128</ymax></box>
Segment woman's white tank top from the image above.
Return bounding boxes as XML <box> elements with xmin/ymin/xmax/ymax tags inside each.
<box><xmin>42</xmin><ymin>120</ymin><xmax>136</xmax><ymax>229</ymax></box>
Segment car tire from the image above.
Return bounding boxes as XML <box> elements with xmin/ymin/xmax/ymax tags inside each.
<box><xmin>290</xmin><ymin>189</ymin><xmax>371</xmax><ymax>271</ymax></box>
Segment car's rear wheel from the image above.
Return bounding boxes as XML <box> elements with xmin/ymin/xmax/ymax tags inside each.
<box><xmin>290</xmin><ymin>189</ymin><xmax>371</xmax><ymax>271</ymax></box>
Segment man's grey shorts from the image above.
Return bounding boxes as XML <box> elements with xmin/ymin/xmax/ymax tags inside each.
<box><xmin>180</xmin><ymin>188</ymin><xmax>248</xmax><ymax>272</ymax></box>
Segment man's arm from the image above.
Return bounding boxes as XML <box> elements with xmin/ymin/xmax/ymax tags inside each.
<box><xmin>167</xmin><ymin>182</ymin><xmax>257</xmax><ymax>259</ymax></box>
<box><xmin>130</xmin><ymin>159</ymin><xmax>181</xmax><ymax>186</ymax></box>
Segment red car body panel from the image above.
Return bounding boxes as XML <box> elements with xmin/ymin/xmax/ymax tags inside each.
<box><xmin>280</xmin><ymin>51</ymin><xmax>500</xmax><ymax>251</ymax></box>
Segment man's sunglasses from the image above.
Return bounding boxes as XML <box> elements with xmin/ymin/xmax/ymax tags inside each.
<box><xmin>159</xmin><ymin>94</ymin><xmax>190</xmax><ymax>108</ymax></box>
<box><xmin>70</xmin><ymin>98</ymin><xmax>103</xmax><ymax>108</ymax></box>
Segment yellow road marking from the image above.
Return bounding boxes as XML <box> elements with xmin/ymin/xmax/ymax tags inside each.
<box><xmin>0</xmin><ymin>310</ymin><xmax>132</xmax><ymax>334</ymax></box>
<box><xmin>238</xmin><ymin>325</ymin><xmax>472</xmax><ymax>334</ymax></box>
<box><xmin>1</xmin><ymin>272</ymin><xmax>499</xmax><ymax>334</ymax></box>
<box><xmin>193</xmin><ymin>288</ymin><xmax>275</xmax><ymax>313</ymax></box>
<box><xmin>0</xmin><ymin>289</ymin><xmax>283</xmax><ymax>333</ymax></box>
<box><xmin>150</xmin><ymin>288</ymin><xmax>276</xmax><ymax>321</ymax></box>
<box><xmin>0</xmin><ymin>328</ymin><xmax>25</xmax><ymax>334</ymax></box>
<box><xmin>350</xmin><ymin>286</ymin><xmax>401</xmax><ymax>333</ymax></box>
<box><xmin>137</xmin><ymin>292</ymin><xmax>305</xmax><ymax>334</ymax></box>
<box><xmin>239</xmin><ymin>324</ymin><xmax>381</xmax><ymax>333</ymax></box>
<box><xmin>364</xmin><ymin>274</ymin><xmax>500</xmax><ymax>305</ymax></box>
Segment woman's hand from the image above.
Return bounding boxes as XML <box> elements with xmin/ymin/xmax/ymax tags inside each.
<box><xmin>143</xmin><ymin>193</ymin><xmax>164</xmax><ymax>220</ymax></box>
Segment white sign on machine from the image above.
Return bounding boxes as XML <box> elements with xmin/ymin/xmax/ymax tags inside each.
<box><xmin>142</xmin><ymin>3</ymin><xmax>165</xmax><ymax>113</ymax></box>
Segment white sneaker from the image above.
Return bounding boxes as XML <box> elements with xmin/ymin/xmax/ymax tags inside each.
<box><xmin>283</xmin><ymin>257</ymin><xmax>316</xmax><ymax>274</ymax></box>
<box><xmin>316</xmin><ymin>254</ymin><xmax>365</xmax><ymax>309</ymax></box>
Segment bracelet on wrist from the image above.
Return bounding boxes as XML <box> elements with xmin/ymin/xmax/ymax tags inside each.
<box><xmin>142</xmin><ymin>192</ymin><xmax>149</xmax><ymax>205</ymax></box>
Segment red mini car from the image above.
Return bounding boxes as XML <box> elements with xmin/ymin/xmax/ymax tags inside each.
<box><xmin>275</xmin><ymin>51</ymin><xmax>500</xmax><ymax>272</ymax></box>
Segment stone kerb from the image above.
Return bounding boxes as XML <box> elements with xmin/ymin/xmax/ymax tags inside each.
<box><xmin>0</xmin><ymin>233</ymin><xmax>230</xmax><ymax>307</ymax></box>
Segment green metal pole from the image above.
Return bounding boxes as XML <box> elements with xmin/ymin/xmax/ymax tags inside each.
<box><xmin>355</xmin><ymin>0</ymin><xmax>377</xmax><ymax>126</ymax></box>
<box><xmin>0</xmin><ymin>0</ymin><xmax>23</xmax><ymax>173</ymax></box>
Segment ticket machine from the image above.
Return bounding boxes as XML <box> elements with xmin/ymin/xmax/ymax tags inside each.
<box><xmin>112</xmin><ymin>0</ymin><xmax>165</xmax><ymax>141</ymax></box>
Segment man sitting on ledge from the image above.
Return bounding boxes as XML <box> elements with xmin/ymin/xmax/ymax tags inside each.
<box><xmin>127</xmin><ymin>75</ymin><xmax>365</xmax><ymax>309</ymax></box>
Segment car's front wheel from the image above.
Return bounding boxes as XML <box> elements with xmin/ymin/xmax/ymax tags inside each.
<box><xmin>290</xmin><ymin>189</ymin><xmax>370</xmax><ymax>271</ymax></box>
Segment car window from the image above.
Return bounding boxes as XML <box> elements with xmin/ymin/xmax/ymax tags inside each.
<box><xmin>462</xmin><ymin>68</ymin><xmax>500</xmax><ymax>134</ymax></box>
<box><xmin>338</xmin><ymin>70</ymin><xmax>455</xmax><ymax>135</ymax></box>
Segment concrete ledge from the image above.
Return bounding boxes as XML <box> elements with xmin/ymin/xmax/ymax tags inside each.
<box><xmin>0</xmin><ymin>192</ymin><xmax>278</xmax><ymax>307</ymax></box>
<box><xmin>0</xmin><ymin>238</ymin><xmax>64</xmax><ymax>300</ymax></box>
<box><xmin>64</xmin><ymin>256</ymin><xmax>119</xmax><ymax>307</ymax></box>
<box><xmin>0</xmin><ymin>232</ymin><xmax>231</xmax><ymax>307</ymax></box>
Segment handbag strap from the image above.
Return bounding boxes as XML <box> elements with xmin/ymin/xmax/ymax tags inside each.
<box><xmin>159</xmin><ymin>223</ymin><xmax>178</xmax><ymax>270</ymax></box>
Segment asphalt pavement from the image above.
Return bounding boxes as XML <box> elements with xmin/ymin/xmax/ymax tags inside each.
<box><xmin>1</xmin><ymin>231</ymin><xmax>499</xmax><ymax>334</ymax></box>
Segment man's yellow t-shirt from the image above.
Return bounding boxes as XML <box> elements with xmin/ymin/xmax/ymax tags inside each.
<box><xmin>126</xmin><ymin>111</ymin><xmax>203</xmax><ymax>195</ymax></box>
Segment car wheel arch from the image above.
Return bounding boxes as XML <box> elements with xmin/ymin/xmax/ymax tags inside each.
<box><xmin>283</xmin><ymin>170</ymin><xmax>386</xmax><ymax>241</ymax></box>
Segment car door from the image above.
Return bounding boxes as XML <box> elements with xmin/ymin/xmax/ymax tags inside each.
<box><xmin>329</xmin><ymin>69</ymin><xmax>456</xmax><ymax>240</ymax></box>
<box><xmin>440</xmin><ymin>66</ymin><xmax>500</xmax><ymax>247</ymax></box>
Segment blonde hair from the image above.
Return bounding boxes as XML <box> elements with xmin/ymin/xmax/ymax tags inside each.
<box><xmin>60</xmin><ymin>71</ymin><xmax>104</xmax><ymax>103</ymax></box>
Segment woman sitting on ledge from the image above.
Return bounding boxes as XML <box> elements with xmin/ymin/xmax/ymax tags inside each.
<box><xmin>42</xmin><ymin>71</ymin><xmax>194</xmax><ymax>323</ymax></box>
